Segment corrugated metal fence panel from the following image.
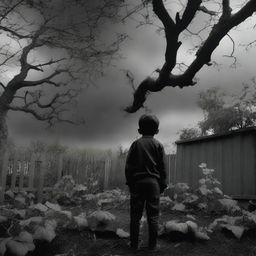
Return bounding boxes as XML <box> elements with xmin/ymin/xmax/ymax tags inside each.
<box><xmin>222</xmin><ymin>135</ymin><xmax>233</xmax><ymax>194</ymax></box>
<box><xmin>166</xmin><ymin>154</ymin><xmax>176</xmax><ymax>184</ymax></box>
<box><xmin>175</xmin><ymin>145</ymin><xmax>184</xmax><ymax>184</ymax></box>
<box><xmin>175</xmin><ymin>131</ymin><xmax>256</xmax><ymax>197</ymax></box>
<box><xmin>240</xmin><ymin>133</ymin><xmax>256</xmax><ymax>196</ymax></box>
<box><xmin>232</xmin><ymin>135</ymin><xmax>242</xmax><ymax>195</ymax></box>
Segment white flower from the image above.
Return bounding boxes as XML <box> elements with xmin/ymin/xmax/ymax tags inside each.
<box><xmin>174</xmin><ymin>183</ymin><xmax>190</xmax><ymax>194</ymax></box>
<box><xmin>116</xmin><ymin>228</ymin><xmax>130</xmax><ymax>238</ymax></box>
<box><xmin>199</xmin><ymin>163</ymin><xmax>207</xmax><ymax>168</ymax></box>
<box><xmin>214</xmin><ymin>187</ymin><xmax>223</xmax><ymax>195</ymax></box>
<box><xmin>74</xmin><ymin>216</ymin><xmax>88</xmax><ymax>229</ymax></box>
<box><xmin>92</xmin><ymin>181</ymin><xmax>98</xmax><ymax>186</ymax></box>
<box><xmin>172</xmin><ymin>203</ymin><xmax>186</xmax><ymax>212</ymax></box>
<box><xmin>45</xmin><ymin>201</ymin><xmax>61</xmax><ymax>212</ymax></box>
<box><xmin>202</xmin><ymin>168</ymin><xmax>214</xmax><ymax>176</ymax></box>
<box><xmin>184</xmin><ymin>194</ymin><xmax>199</xmax><ymax>204</ymax></box>
<box><xmin>198</xmin><ymin>186</ymin><xmax>212</xmax><ymax>196</ymax></box>
<box><xmin>199</xmin><ymin>178</ymin><xmax>206</xmax><ymax>185</ymax></box>
<box><xmin>218</xmin><ymin>199</ymin><xmax>240</xmax><ymax>212</ymax></box>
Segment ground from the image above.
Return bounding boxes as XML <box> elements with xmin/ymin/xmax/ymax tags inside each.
<box><xmin>2</xmin><ymin>174</ymin><xmax>256</xmax><ymax>256</ymax></box>
<box><xmin>26</xmin><ymin>206</ymin><xmax>256</xmax><ymax>256</ymax></box>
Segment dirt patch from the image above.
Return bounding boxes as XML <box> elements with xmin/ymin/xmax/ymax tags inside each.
<box><xmin>22</xmin><ymin>208</ymin><xmax>256</xmax><ymax>256</ymax></box>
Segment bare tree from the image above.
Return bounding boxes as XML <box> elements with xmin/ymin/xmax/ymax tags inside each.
<box><xmin>125</xmin><ymin>0</ymin><xmax>256</xmax><ymax>113</ymax></box>
<box><xmin>0</xmin><ymin>0</ymin><xmax>125</xmax><ymax>149</ymax></box>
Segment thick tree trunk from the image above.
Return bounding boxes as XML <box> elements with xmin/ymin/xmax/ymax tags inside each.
<box><xmin>0</xmin><ymin>110</ymin><xmax>8</xmax><ymax>151</ymax></box>
<box><xmin>0</xmin><ymin>88</ymin><xmax>15</xmax><ymax>151</ymax></box>
<box><xmin>0</xmin><ymin>109</ymin><xmax>8</xmax><ymax>186</ymax></box>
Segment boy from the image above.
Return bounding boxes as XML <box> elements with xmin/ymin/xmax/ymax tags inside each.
<box><xmin>125</xmin><ymin>114</ymin><xmax>167</xmax><ymax>251</ymax></box>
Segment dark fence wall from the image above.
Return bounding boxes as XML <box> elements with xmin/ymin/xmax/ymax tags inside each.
<box><xmin>3</xmin><ymin>127</ymin><xmax>256</xmax><ymax>199</ymax></box>
<box><xmin>106</xmin><ymin>156</ymin><xmax>127</xmax><ymax>190</ymax></box>
<box><xmin>0</xmin><ymin>151</ymin><xmax>107</xmax><ymax>203</ymax></box>
<box><xmin>175</xmin><ymin>128</ymin><xmax>256</xmax><ymax>198</ymax></box>
<box><xmin>61</xmin><ymin>154</ymin><xmax>106</xmax><ymax>191</ymax></box>
<box><xmin>0</xmin><ymin>150</ymin><xmax>177</xmax><ymax>196</ymax></box>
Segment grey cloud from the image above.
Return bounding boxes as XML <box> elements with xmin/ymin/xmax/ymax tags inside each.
<box><xmin>7</xmin><ymin>1</ymin><xmax>256</xmax><ymax>151</ymax></box>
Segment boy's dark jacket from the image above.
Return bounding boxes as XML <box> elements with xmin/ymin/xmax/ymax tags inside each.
<box><xmin>125</xmin><ymin>136</ymin><xmax>167</xmax><ymax>189</ymax></box>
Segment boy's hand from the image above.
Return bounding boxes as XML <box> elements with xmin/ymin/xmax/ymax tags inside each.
<box><xmin>160</xmin><ymin>184</ymin><xmax>167</xmax><ymax>194</ymax></box>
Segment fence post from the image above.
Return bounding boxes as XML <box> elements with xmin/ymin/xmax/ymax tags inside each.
<box><xmin>19</xmin><ymin>159</ymin><xmax>25</xmax><ymax>190</ymax></box>
<box><xmin>104</xmin><ymin>158</ymin><xmax>113</xmax><ymax>190</ymax></box>
<box><xmin>57</xmin><ymin>154</ymin><xmax>63</xmax><ymax>182</ymax></box>
<box><xmin>0</xmin><ymin>150</ymin><xmax>9</xmax><ymax>203</ymax></box>
<box><xmin>104</xmin><ymin>159</ymin><xmax>109</xmax><ymax>190</ymax></box>
<box><xmin>166</xmin><ymin>154</ymin><xmax>177</xmax><ymax>184</ymax></box>
<box><xmin>29</xmin><ymin>154</ymin><xmax>36</xmax><ymax>190</ymax></box>
<box><xmin>37</xmin><ymin>154</ymin><xmax>46</xmax><ymax>203</ymax></box>
<box><xmin>11</xmin><ymin>154</ymin><xmax>18</xmax><ymax>190</ymax></box>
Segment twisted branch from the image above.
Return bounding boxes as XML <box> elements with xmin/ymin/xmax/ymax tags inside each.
<box><xmin>8</xmin><ymin>89</ymin><xmax>82</xmax><ymax>126</ymax></box>
<box><xmin>125</xmin><ymin>0</ymin><xmax>256</xmax><ymax>113</ymax></box>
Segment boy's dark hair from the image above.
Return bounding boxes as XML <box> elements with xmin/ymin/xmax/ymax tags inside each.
<box><xmin>138</xmin><ymin>114</ymin><xmax>159</xmax><ymax>135</ymax></box>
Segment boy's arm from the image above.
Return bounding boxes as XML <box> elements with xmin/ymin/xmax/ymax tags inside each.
<box><xmin>125</xmin><ymin>142</ymin><xmax>136</xmax><ymax>187</ymax></box>
<box><xmin>158</xmin><ymin>144</ymin><xmax>167</xmax><ymax>192</ymax></box>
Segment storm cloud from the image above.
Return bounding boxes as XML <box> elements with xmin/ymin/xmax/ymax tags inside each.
<box><xmin>5</xmin><ymin>1</ymin><xmax>256</xmax><ymax>152</ymax></box>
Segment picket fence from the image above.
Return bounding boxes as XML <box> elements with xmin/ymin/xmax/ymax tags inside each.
<box><xmin>0</xmin><ymin>152</ymin><xmax>60</xmax><ymax>203</ymax></box>
<box><xmin>0</xmin><ymin>151</ymin><xmax>176</xmax><ymax>204</ymax></box>
<box><xmin>0</xmin><ymin>151</ymin><xmax>110</xmax><ymax>203</ymax></box>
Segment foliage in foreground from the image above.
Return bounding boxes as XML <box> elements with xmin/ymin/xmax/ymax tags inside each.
<box><xmin>1</xmin><ymin>163</ymin><xmax>256</xmax><ymax>255</ymax></box>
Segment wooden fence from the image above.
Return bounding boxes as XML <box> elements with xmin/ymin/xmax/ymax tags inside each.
<box><xmin>2</xmin><ymin>127</ymin><xmax>255</xmax><ymax>201</ymax></box>
<box><xmin>0</xmin><ymin>151</ymin><xmax>109</xmax><ymax>203</ymax></box>
<box><xmin>0</xmin><ymin>152</ymin><xmax>52</xmax><ymax>203</ymax></box>
<box><xmin>0</xmin><ymin>151</ymin><xmax>177</xmax><ymax>204</ymax></box>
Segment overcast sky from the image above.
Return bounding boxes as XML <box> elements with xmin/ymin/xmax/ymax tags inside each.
<box><xmin>5</xmin><ymin>1</ymin><xmax>256</xmax><ymax>153</ymax></box>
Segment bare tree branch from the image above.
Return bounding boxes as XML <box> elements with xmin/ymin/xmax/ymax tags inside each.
<box><xmin>176</xmin><ymin>0</ymin><xmax>202</xmax><ymax>33</ymax></box>
<box><xmin>229</xmin><ymin>1</ymin><xmax>256</xmax><ymax>27</ymax></box>
<box><xmin>223</xmin><ymin>33</ymin><xmax>237</xmax><ymax>67</ymax></box>
<box><xmin>0</xmin><ymin>0</ymin><xmax>25</xmax><ymax>23</ymax></box>
<box><xmin>31</xmin><ymin>58</ymin><xmax>66</xmax><ymax>71</ymax></box>
<box><xmin>18</xmin><ymin>69</ymin><xmax>73</xmax><ymax>89</ymax></box>
<box><xmin>8</xmin><ymin>88</ymin><xmax>82</xmax><ymax>126</ymax></box>
<box><xmin>0</xmin><ymin>82</ymin><xmax>6</xmax><ymax>91</ymax></box>
<box><xmin>198</xmin><ymin>6</ymin><xmax>217</xmax><ymax>16</ymax></box>
<box><xmin>125</xmin><ymin>0</ymin><xmax>256</xmax><ymax>113</ymax></box>
<box><xmin>152</xmin><ymin>0</ymin><xmax>175</xmax><ymax>29</ymax></box>
<box><xmin>0</xmin><ymin>26</ymin><xmax>31</xmax><ymax>39</ymax></box>
<box><xmin>222</xmin><ymin>0</ymin><xmax>232</xmax><ymax>18</ymax></box>
<box><xmin>0</xmin><ymin>49</ymin><xmax>20</xmax><ymax>67</ymax></box>
<box><xmin>124</xmin><ymin>70</ymin><xmax>136</xmax><ymax>92</ymax></box>
<box><xmin>0</xmin><ymin>0</ymin><xmax>126</xmax><ymax>146</ymax></box>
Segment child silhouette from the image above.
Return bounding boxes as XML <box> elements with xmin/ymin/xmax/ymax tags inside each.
<box><xmin>125</xmin><ymin>114</ymin><xmax>167</xmax><ymax>250</ymax></box>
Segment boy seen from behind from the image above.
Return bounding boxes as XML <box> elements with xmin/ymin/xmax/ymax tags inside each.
<box><xmin>125</xmin><ymin>114</ymin><xmax>167</xmax><ymax>251</ymax></box>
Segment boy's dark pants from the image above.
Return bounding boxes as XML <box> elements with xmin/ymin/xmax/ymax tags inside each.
<box><xmin>129</xmin><ymin>177</ymin><xmax>160</xmax><ymax>248</ymax></box>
